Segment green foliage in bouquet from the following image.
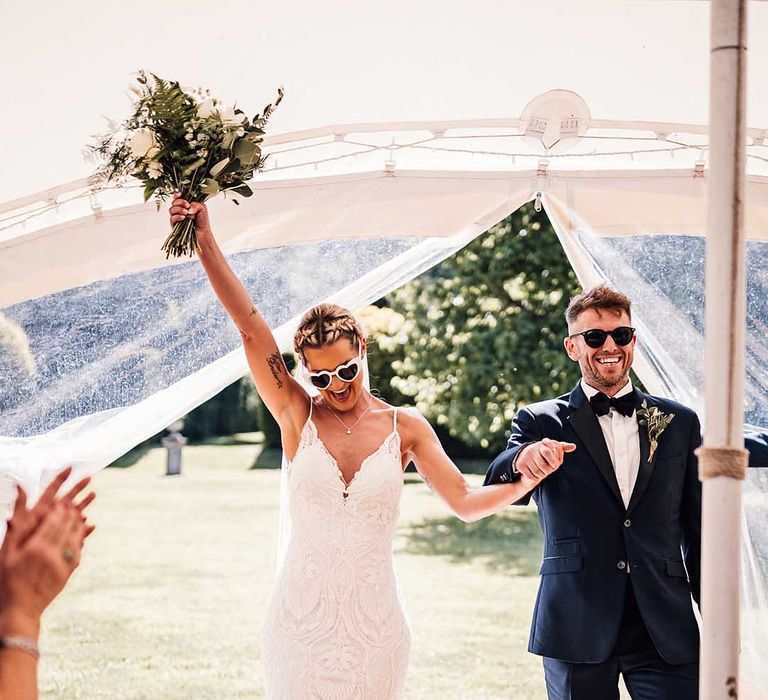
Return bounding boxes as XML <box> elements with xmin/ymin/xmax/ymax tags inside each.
<box><xmin>90</xmin><ymin>71</ymin><xmax>283</xmax><ymax>258</ymax></box>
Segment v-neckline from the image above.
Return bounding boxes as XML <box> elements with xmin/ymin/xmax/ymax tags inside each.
<box><xmin>308</xmin><ymin>416</ymin><xmax>399</xmax><ymax>491</ymax></box>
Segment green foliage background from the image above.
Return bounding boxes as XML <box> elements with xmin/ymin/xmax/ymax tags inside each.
<box><xmin>182</xmin><ymin>376</ymin><xmax>261</xmax><ymax>441</ymax></box>
<box><xmin>367</xmin><ymin>204</ymin><xmax>581</xmax><ymax>452</ymax></box>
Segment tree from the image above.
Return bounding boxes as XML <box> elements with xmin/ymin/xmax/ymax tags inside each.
<box><xmin>356</xmin><ymin>304</ymin><xmax>410</xmax><ymax>406</ymax></box>
<box><xmin>388</xmin><ymin>204</ymin><xmax>581</xmax><ymax>451</ymax></box>
<box><xmin>183</xmin><ymin>376</ymin><xmax>261</xmax><ymax>441</ymax></box>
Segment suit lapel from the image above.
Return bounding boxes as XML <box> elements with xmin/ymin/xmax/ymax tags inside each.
<box><xmin>626</xmin><ymin>390</ymin><xmax>658</xmax><ymax>514</ymax></box>
<box><xmin>567</xmin><ymin>384</ymin><xmax>624</xmax><ymax>506</ymax></box>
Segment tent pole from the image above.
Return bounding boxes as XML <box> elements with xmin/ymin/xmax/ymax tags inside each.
<box><xmin>701</xmin><ymin>1</ymin><xmax>749</xmax><ymax>699</ymax></box>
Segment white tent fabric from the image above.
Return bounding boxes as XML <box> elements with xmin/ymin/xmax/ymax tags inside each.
<box><xmin>3</xmin><ymin>0</ymin><xmax>768</xmax><ymax>203</ymax></box>
<box><xmin>0</xmin><ymin>172</ymin><xmax>532</xmax><ymax>307</ymax></box>
<box><xmin>3</xmin><ymin>167</ymin><xmax>768</xmax><ymax>309</ymax></box>
<box><xmin>2</xmin><ymin>0</ymin><xmax>768</xmax><ymax>694</ymax></box>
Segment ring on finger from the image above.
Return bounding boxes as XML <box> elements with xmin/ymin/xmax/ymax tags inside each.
<box><xmin>62</xmin><ymin>548</ymin><xmax>76</xmax><ymax>563</ymax></box>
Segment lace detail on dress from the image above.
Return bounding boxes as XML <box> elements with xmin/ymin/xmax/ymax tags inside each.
<box><xmin>262</xmin><ymin>407</ymin><xmax>410</xmax><ymax>700</ymax></box>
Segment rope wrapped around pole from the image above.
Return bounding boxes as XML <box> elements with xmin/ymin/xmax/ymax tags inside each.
<box><xmin>696</xmin><ymin>446</ymin><xmax>748</xmax><ymax>480</ymax></box>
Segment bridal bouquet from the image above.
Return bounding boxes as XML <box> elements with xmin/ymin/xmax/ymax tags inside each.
<box><xmin>89</xmin><ymin>71</ymin><xmax>283</xmax><ymax>257</ymax></box>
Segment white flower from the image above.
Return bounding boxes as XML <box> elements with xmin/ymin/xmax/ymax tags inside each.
<box><xmin>128</xmin><ymin>128</ymin><xmax>157</xmax><ymax>159</ymax></box>
<box><xmin>146</xmin><ymin>160</ymin><xmax>163</xmax><ymax>179</ymax></box>
<box><xmin>219</xmin><ymin>105</ymin><xmax>245</xmax><ymax>136</ymax></box>
<box><xmin>197</xmin><ymin>98</ymin><xmax>217</xmax><ymax>119</ymax></box>
<box><xmin>219</xmin><ymin>105</ymin><xmax>238</xmax><ymax>123</ymax></box>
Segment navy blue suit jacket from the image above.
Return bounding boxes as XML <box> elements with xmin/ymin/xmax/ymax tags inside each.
<box><xmin>484</xmin><ymin>382</ymin><xmax>768</xmax><ymax>665</ymax></box>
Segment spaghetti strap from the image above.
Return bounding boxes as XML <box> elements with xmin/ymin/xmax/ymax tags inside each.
<box><xmin>308</xmin><ymin>395</ymin><xmax>314</xmax><ymax>421</ymax></box>
<box><xmin>393</xmin><ymin>407</ymin><xmax>398</xmax><ymax>430</ymax></box>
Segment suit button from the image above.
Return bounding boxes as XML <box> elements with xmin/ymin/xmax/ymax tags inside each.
<box><xmin>617</xmin><ymin>560</ymin><xmax>626</xmax><ymax>570</ymax></box>
<box><xmin>624</xmin><ymin>519</ymin><xmax>631</xmax><ymax>528</ymax></box>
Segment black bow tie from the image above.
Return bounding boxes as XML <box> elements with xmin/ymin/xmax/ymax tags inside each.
<box><xmin>589</xmin><ymin>390</ymin><xmax>637</xmax><ymax>418</ymax></box>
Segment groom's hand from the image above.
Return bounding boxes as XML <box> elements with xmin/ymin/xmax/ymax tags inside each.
<box><xmin>516</xmin><ymin>438</ymin><xmax>576</xmax><ymax>484</ymax></box>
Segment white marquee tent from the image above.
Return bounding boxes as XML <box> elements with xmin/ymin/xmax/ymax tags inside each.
<box><xmin>1</xmin><ymin>1</ymin><xmax>767</xmax><ymax>697</ymax></box>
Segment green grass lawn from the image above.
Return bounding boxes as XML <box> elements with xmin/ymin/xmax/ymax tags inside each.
<box><xmin>38</xmin><ymin>440</ymin><xmax>551</xmax><ymax>699</ymax></box>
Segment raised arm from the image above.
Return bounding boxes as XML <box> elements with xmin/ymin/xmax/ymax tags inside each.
<box><xmin>401</xmin><ymin>411</ymin><xmax>573</xmax><ymax>523</ymax></box>
<box><xmin>169</xmin><ymin>196</ymin><xmax>307</xmax><ymax>431</ymax></box>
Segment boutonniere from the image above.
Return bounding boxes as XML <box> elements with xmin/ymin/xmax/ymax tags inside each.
<box><xmin>637</xmin><ymin>400</ymin><xmax>675</xmax><ymax>462</ymax></box>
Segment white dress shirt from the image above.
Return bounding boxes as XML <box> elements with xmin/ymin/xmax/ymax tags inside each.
<box><xmin>581</xmin><ymin>379</ymin><xmax>641</xmax><ymax>509</ymax></box>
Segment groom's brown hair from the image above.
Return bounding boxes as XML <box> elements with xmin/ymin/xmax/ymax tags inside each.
<box><xmin>565</xmin><ymin>285</ymin><xmax>632</xmax><ymax>326</ymax></box>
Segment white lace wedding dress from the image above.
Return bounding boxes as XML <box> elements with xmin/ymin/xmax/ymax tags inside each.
<box><xmin>261</xmin><ymin>403</ymin><xmax>411</xmax><ymax>699</ymax></box>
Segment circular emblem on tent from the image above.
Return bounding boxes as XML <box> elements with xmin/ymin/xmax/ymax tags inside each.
<box><xmin>520</xmin><ymin>90</ymin><xmax>591</xmax><ymax>154</ymax></box>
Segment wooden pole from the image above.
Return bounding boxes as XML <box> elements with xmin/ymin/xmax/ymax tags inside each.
<box><xmin>701</xmin><ymin>1</ymin><xmax>749</xmax><ymax>698</ymax></box>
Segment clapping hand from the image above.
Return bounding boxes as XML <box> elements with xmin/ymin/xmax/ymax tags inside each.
<box><xmin>0</xmin><ymin>467</ymin><xmax>96</xmax><ymax>628</ymax></box>
<box><xmin>6</xmin><ymin>467</ymin><xmax>95</xmax><ymax>546</ymax></box>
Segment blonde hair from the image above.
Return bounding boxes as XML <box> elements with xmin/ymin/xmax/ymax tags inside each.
<box><xmin>293</xmin><ymin>304</ymin><xmax>364</xmax><ymax>359</ymax></box>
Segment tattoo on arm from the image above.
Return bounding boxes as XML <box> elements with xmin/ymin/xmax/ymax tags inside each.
<box><xmin>249</xmin><ymin>307</ymin><xmax>257</xmax><ymax>317</ymax></box>
<box><xmin>267</xmin><ymin>352</ymin><xmax>285</xmax><ymax>389</ymax></box>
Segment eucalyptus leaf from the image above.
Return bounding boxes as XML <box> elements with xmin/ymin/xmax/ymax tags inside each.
<box><xmin>231</xmin><ymin>183</ymin><xmax>253</xmax><ymax>197</ymax></box>
<box><xmin>200</xmin><ymin>178</ymin><xmax>220</xmax><ymax>196</ymax></box>
<box><xmin>210</xmin><ymin>157</ymin><xmax>230</xmax><ymax>178</ymax></box>
<box><xmin>219</xmin><ymin>157</ymin><xmax>241</xmax><ymax>176</ymax></box>
<box><xmin>221</xmin><ymin>132</ymin><xmax>237</xmax><ymax>151</ymax></box>
<box><xmin>234</xmin><ymin>139</ymin><xmax>261</xmax><ymax>165</ymax></box>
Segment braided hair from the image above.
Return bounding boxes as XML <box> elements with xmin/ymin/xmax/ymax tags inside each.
<box><xmin>294</xmin><ymin>304</ymin><xmax>364</xmax><ymax>360</ymax></box>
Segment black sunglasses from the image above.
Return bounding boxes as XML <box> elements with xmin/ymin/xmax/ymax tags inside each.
<box><xmin>569</xmin><ymin>326</ymin><xmax>636</xmax><ymax>349</ymax></box>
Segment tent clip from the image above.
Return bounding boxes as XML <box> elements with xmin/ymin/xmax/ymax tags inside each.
<box><xmin>384</xmin><ymin>137</ymin><xmax>397</xmax><ymax>176</ymax></box>
<box><xmin>90</xmin><ymin>191</ymin><xmax>104</xmax><ymax>221</ymax></box>
<box><xmin>534</xmin><ymin>158</ymin><xmax>549</xmax><ymax>212</ymax></box>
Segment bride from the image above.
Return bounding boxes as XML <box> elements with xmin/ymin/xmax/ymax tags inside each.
<box><xmin>168</xmin><ymin>195</ymin><xmax>574</xmax><ymax>699</ymax></box>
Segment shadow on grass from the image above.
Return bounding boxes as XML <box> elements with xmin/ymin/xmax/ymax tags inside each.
<box><xmin>108</xmin><ymin>442</ymin><xmax>156</xmax><ymax>469</ymax></box>
<box><xmin>403</xmin><ymin>509</ymin><xmax>543</xmax><ymax>576</ymax></box>
<box><xmin>196</xmin><ymin>433</ymin><xmax>263</xmax><ymax>447</ymax></box>
<box><xmin>250</xmin><ymin>447</ymin><xmax>283</xmax><ymax>470</ymax></box>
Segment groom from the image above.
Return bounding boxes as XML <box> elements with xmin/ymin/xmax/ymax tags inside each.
<box><xmin>484</xmin><ymin>285</ymin><xmax>768</xmax><ymax>700</ymax></box>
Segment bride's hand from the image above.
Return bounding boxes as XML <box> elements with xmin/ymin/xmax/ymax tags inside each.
<box><xmin>169</xmin><ymin>192</ymin><xmax>213</xmax><ymax>240</ymax></box>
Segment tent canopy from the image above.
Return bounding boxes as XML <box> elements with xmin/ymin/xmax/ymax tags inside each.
<box><xmin>3</xmin><ymin>0</ymin><xmax>768</xmax><ymax>202</ymax></box>
<box><xmin>2</xmin><ymin>1</ymin><xmax>768</xmax><ymax>691</ymax></box>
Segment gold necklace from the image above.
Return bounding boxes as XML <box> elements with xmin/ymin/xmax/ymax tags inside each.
<box><xmin>326</xmin><ymin>394</ymin><xmax>372</xmax><ymax>435</ymax></box>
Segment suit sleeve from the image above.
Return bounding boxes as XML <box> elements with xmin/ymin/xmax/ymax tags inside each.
<box><xmin>682</xmin><ymin>412</ymin><xmax>703</xmax><ymax>607</ymax></box>
<box><xmin>745</xmin><ymin>431</ymin><xmax>768</xmax><ymax>468</ymax></box>
<box><xmin>483</xmin><ymin>407</ymin><xmax>543</xmax><ymax>506</ymax></box>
